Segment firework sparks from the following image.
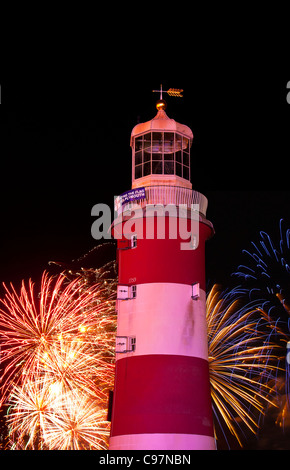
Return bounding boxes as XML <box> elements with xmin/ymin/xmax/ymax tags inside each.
<box><xmin>6</xmin><ymin>380</ymin><xmax>111</xmax><ymax>450</ymax></box>
<box><xmin>0</xmin><ymin>271</ymin><xmax>116</xmax><ymax>401</ymax></box>
<box><xmin>207</xmin><ymin>285</ymin><xmax>283</xmax><ymax>448</ymax></box>
<box><xmin>41</xmin><ymin>389</ymin><xmax>110</xmax><ymax>450</ymax></box>
<box><xmin>233</xmin><ymin>218</ymin><xmax>290</xmax><ymax>320</ymax></box>
<box><xmin>0</xmin><ymin>259</ymin><xmax>285</xmax><ymax>449</ymax></box>
<box><xmin>6</xmin><ymin>379</ymin><xmax>58</xmax><ymax>449</ymax></box>
<box><xmin>231</xmin><ymin>219</ymin><xmax>290</xmax><ymax>432</ymax></box>
<box><xmin>0</xmin><ymin>269</ymin><xmax>117</xmax><ymax>449</ymax></box>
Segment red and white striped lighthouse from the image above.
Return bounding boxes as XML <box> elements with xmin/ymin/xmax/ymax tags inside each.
<box><xmin>109</xmin><ymin>97</ymin><xmax>215</xmax><ymax>450</ymax></box>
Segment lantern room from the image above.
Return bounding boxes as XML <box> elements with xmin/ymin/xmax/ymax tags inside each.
<box><xmin>130</xmin><ymin>103</ymin><xmax>193</xmax><ymax>190</ymax></box>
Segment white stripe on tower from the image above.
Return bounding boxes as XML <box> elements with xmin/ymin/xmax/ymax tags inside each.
<box><xmin>115</xmin><ymin>284</ymin><xmax>209</xmax><ymax>360</ymax></box>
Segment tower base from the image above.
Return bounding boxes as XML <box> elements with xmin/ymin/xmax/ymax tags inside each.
<box><xmin>109</xmin><ymin>433</ymin><xmax>216</xmax><ymax>450</ymax></box>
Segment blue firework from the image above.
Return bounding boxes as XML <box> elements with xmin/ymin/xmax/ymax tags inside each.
<box><xmin>232</xmin><ymin>219</ymin><xmax>290</xmax><ymax>322</ymax></box>
<box><xmin>231</xmin><ymin>219</ymin><xmax>290</xmax><ymax>426</ymax></box>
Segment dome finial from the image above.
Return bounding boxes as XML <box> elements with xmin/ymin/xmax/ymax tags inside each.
<box><xmin>156</xmin><ymin>99</ymin><xmax>167</xmax><ymax>111</ymax></box>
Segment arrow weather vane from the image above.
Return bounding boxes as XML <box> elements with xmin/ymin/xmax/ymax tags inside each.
<box><xmin>152</xmin><ymin>84</ymin><xmax>183</xmax><ymax>100</ymax></box>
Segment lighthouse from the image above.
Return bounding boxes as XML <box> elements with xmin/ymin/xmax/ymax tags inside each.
<box><xmin>109</xmin><ymin>92</ymin><xmax>215</xmax><ymax>450</ymax></box>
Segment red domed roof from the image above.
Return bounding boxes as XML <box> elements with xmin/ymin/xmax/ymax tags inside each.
<box><xmin>130</xmin><ymin>108</ymin><xmax>193</xmax><ymax>147</ymax></box>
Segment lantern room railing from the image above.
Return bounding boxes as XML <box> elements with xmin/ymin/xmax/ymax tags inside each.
<box><xmin>116</xmin><ymin>185</ymin><xmax>208</xmax><ymax>218</ymax></box>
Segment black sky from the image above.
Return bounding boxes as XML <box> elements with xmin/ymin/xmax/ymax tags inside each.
<box><xmin>1</xmin><ymin>17</ymin><xmax>290</xmax><ymax>289</ymax></box>
<box><xmin>1</xmin><ymin>63</ymin><xmax>289</xmax><ymax>289</ymax></box>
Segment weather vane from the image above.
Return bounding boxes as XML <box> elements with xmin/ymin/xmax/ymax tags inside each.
<box><xmin>152</xmin><ymin>84</ymin><xmax>183</xmax><ymax>100</ymax></box>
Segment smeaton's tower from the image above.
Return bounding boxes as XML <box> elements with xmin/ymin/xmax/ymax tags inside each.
<box><xmin>109</xmin><ymin>89</ymin><xmax>215</xmax><ymax>450</ymax></box>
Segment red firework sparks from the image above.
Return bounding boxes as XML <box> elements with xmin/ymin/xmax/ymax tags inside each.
<box><xmin>0</xmin><ymin>270</ymin><xmax>116</xmax><ymax>449</ymax></box>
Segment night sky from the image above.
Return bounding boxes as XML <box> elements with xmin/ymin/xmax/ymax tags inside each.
<box><xmin>1</xmin><ymin>36</ymin><xmax>290</xmax><ymax>449</ymax></box>
<box><xmin>1</xmin><ymin>67</ymin><xmax>289</xmax><ymax>288</ymax></box>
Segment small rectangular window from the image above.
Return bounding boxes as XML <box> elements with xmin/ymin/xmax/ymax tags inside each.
<box><xmin>131</xmin><ymin>285</ymin><xmax>137</xmax><ymax>299</ymax></box>
<box><xmin>192</xmin><ymin>282</ymin><xmax>200</xmax><ymax>300</ymax></box>
<box><xmin>129</xmin><ymin>337</ymin><xmax>136</xmax><ymax>352</ymax></box>
<box><xmin>131</xmin><ymin>235</ymin><xmax>137</xmax><ymax>248</ymax></box>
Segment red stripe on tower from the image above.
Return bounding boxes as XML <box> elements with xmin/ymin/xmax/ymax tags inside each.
<box><xmin>109</xmin><ymin>96</ymin><xmax>216</xmax><ymax>450</ymax></box>
<box><xmin>111</xmin><ymin>355</ymin><xmax>213</xmax><ymax>436</ymax></box>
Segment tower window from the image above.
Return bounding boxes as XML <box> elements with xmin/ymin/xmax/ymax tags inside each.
<box><xmin>131</xmin><ymin>235</ymin><xmax>137</xmax><ymax>248</ymax></box>
<box><xmin>129</xmin><ymin>337</ymin><xmax>136</xmax><ymax>352</ymax></box>
<box><xmin>191</xmin><ymin>282</ymin><xmax>200</xmax><ymax>300</ymax></box>
<box><xmin>131</xmin><ymin>285</ymin><xmax>137</xmax><ymax>299</ymax></box>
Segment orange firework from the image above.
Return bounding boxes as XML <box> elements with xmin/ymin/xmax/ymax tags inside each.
<box><xmin>207</xmin><ymin>285</ymin><xmax>284</xmax><ymax>448</ymax></box>
<box><xmin>7</xmin><ymin>380</ymin><xmax>111</xmax><ymax>450</ymax></box>
<box><xmin>0</xmin><ymin>270</ymin><xmax>117</xmax><ymax>449</ymax></box>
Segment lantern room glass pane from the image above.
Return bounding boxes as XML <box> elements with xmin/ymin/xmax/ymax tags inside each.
<box><xmin>152</xmin><ymin>160</ymin><xmax>163</xmax><ymax>174</ymax></box>
<box><xmin>176</xmin><ymin>162</ymin><xmax>182</xmax><ymax>177</ymax></box>
<box><xmin>135</xmin><ymin>137</ymin><xmax>143</xmax><ymax>151</ymax></box>
<box><xmin>176</xmin><ymin>134</ymin><xmax>182</xmax><ymax>151</ymax></box>
<box><xmin>144</xmin><ymin>132</ymin><xmax>151</xmax><ymax>149</ymax></box>
<box><xmin>143</xmin><ymin>161</ymin><xmax>151</xmax><ymax>176</ymax></box>
<box><xmin>183</xmin><ymin>166</ymin><xmax>189</xmax><ymax>180</ymax></box>
<box><xmin>164</xmin><ymin>161</ymin><xmax>174</xmax><ymax>174</ymax></box>
<box><xmin>143</xmin><ymin>151</ymin><xmax>151</xmax><ymax>163</ymax></box>
<box><xmin>182</xmin><ymin>136</ymin><xmax>189</xmax><ymax>151</ymax></box>
<box><xmin>183</xmin><ymin>153</ymin><xmax>189</xmax><ymax>167</ymax></box>
<box><xmin>164</xmin><ymin>132</ymin><xmax>174</xmax><ymax>153</ymax></box>
<box><xmin>176</xmin><ymin>150</ymin><xmax>182</xmax><ymax>163</ymax></box>
<box><xmin>135</xmin><ymin>164</ymin><xmax>142</xmax><ymax>179</ymax></box>
<box><xmin>152</xmin><ymin>132</ymin><xmax>163</xmax><ymax>153</ymax></box>
<box><xmin>135</xmin><ymin>150</ymin><xmax>142</xmax><ymax>166</ymax></box>
<box><xmin>152</xmin><ymin>152</ymin><xmax>162</xmax><ymax>160</ymax></box>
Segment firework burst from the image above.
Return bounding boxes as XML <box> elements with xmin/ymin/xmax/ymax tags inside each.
<box><xmin>6</xmin><ymin>379</ymin><xmax>111</xmax><ymax>450</ymax></box>
<box><xmin>0</xmin><ymin>269</ymin><xmax>117</xmax><ymax>449</ymax></box>
<box><xmin>6</xmin><ymin>378</ymin><xmax>58</xmax><ymax>449</ymax></box>
<box><xmin>231</xmin><ymin>219</ymin><xmax>290</xmax><ymax>431</ymax></box>
<box><xmin>233</xmin><ymin>218</ymin><xmax>290</xmax><ymax>320</ymax></box>
<box><xmin>40</xmin><ymin>389</ymin><xmax>110</xmax><ymax>450</ymax></box>
<box><xmin>207</xmin><ymin>284</ymin><xmax>284</xmax><ymax>448</ymax></box>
